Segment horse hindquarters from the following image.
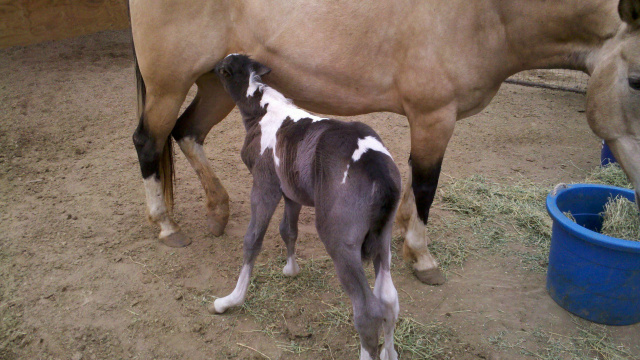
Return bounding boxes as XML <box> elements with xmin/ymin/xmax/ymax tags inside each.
<box><xmin>315</xmin><ymin>176</ymin><xmax>399</xmax><ymax>359</ymax></box>
<box><xmin>130</xmin><ymin>0</ymin><xmax>235</xmax><ymax>245</ymax></box>
<box><xmin>132</xmin><ymin>63</ymin><xmax>192</xmax><ymax>247</ymax></box>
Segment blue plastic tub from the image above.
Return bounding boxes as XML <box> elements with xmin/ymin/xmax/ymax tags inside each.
<box><xmin>601</xmin><ymin>140</ymin><xmax>617</xmax><ymax>166</ymax></box>
<box><xmin>546</xmin><ymin>184</ymin><xmax>640</xmax><ymax>325</ymax></box>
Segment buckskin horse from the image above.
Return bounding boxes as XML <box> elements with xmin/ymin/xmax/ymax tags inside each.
<box><xmin>129</xmin><ymin>0</ymin><xmax>640</xmax><ymax>285</ymax></box>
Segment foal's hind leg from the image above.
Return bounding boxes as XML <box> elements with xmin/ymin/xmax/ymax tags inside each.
<box><xmin>172</xmin><ymin>73</ymin><xmax>236</xmax><ymax>236</ymax></box>
<box><xmin>373</xmin><ymin>225</ymin><xmax>399</xmax><ymax>360</ymax></box>
<box><xmin>330</xmin><ymin>247</ymin><xmax>383</xmax><ymax>360</ymax></box>
<box><xmin>318</xmin><ymin>222</ymin><xmax>383</xmax><ymax>359</ymax></box>
<box><xmin>211</xmin><ymin>179</ymin><xmax>282</xmax><ymax>314</ymax></box>
<box><xmin>279</xmin><ymin>196</ymin><xmax>302</xmax><ymax>276</ymax></box>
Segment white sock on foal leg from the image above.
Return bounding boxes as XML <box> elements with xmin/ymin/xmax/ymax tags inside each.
<box><xmin>282</xmin><ymin>256</ymin><xmax>300</xmax><ymax>276</ymax></box>
<box><xmin>360</xmin><ymin>346</ymin><xmax>374</xmax><ymax>360</ymax></box>
<box><xmin>374</xmin><ymin>261</ymin><xmax>399</xmax><ymax>360</ymax></box>
<box><xmin>213</xmin><ymin>264</ymin><xmax>252</xmax><ymax>313</ymax></box>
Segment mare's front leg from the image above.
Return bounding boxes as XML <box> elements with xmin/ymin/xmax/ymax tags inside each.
<box><xmin>397</xmin><ymin>105</ymin><xmax>456</xmax><ymax>285</ymax></box>
<box><xmin>279</xmin><ymin>196</ymin><xmax>302</xmax><ymax>276</ymax></box>
<box><xmin>172</xmin><ymin>73</ymin><xmax>236</xmax><ymax>236</ymax></box>
<box><xmin>210</xmin><ymin>177</ymin><xmax>282</xmax><ymax>314</ymax></box>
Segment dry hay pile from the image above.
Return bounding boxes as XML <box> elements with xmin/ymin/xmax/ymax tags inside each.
<box><xmin>601</xmin><ymin>195</ymin><xmax>640</xmax><ymax>242</ymax></box>
<box><xmin>437</xmin><ymin>164</ymin><xmax>637</xmax><ymax>269</ymax></box>
<box><xmin>573</xmin><ymin>164</ymin><xmax>639</xmax><ymax>241</ymax></box>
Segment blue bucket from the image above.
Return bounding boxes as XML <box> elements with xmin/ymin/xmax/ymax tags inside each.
<box><xmin>601</xmin><ymin>140</ymin><xmax>617</xmax><ymax>166</ymax></box>
<box><xmin>546</xmin><ymin>184</ymin><xmax>640</xmax><ymax>325</ymax></box>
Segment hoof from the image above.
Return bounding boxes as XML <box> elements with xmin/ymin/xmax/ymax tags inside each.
<box><xmin>414</xmin><ymin>268</ymin><xmax>446</xmax><ymax>285</ymax></box>
<box><xmin>159</xmin><ymin>231</ymin><xmax>192</xmax><ymax>248</ymax></box>
<box><xmin>380</xmin><ymin>347</ymin><xmax>398</xmax><ymax>360</ymax></box>
<box><xmin>209</xmin><ymin>299</ymin><xmax>228</xmax><ymax>314</ymax></box>
<box><xmin>283</xmin><ymin>262</ymin><xmax>300</xmax><ymax>277</ymax></box>
<box><xmin>207</xmin><ymin>303</ymin><xmax>218</xmax><ymax>314</ymax></box>
<box><xmin>207</xmin><ymin>212</ymin><xmax>228</xmax><ymax>237</ymax></box>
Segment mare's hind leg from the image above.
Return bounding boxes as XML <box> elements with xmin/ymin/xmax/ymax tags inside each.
<box><xmin>134</xmin><ymin>88</ymin><xmax>191</xmax><ymax>247</ymax></box>
<box><xmin>280</xmin><ymin>196</ymin><xmax>302</xmax><ymax>276</ymax></box>
<box><xmin>210</xmin><ymin>178</ymin><xmax>282</xmax><ymax>314</ymax></box>
<box><xmin>397</xmin><ymin>106</ymin><xmax>456</xmax><ymax>285</ymax></box>
<box><xmin>172</xmin><ymin>73</ymin><xmax>236</xmax><ymax>236</ymax></box>
<box><xmin>373</xmin><ymin>225</ymin><xmax>399</xmax><ymax>360</ymax></box>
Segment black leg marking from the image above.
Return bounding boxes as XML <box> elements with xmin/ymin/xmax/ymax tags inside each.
<box><xmin>132</xmin><ymin>117</ymin><xmax>160</xmax><ymax>179</ymax></box>
<box><xmin>410</xmin><ymin>157</ymin><xmax>443</xmax><ymax>224</ymax></box>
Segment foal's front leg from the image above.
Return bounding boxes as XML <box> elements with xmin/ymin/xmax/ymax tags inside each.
<box><xmin>210</xmin><ymin>179</ymin><xmax>282</xmax><ymax>314</ymax></box>
<box><xmin>280</xmin><ymin>196</ymin><xmax>302</xmax><ymax>277</ymax></box>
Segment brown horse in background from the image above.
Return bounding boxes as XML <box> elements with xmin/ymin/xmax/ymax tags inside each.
<box><xmin>129</xmin><ymin>0</ymin><xmax>640</xmax><ymax>285</ymax></box>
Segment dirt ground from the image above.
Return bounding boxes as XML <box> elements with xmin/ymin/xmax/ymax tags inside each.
<box><xmin>1</xmin><ymin>30</ymin><xmax>639</xmax><ymax>360</ymax></box>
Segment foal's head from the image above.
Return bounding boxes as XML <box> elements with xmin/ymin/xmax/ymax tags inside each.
<box><xmin>214</xmin><ymin>54</ymin><xmax>272</xmax><ymax>104</ymax></box>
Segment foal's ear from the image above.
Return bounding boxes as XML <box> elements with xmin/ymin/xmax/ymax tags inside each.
<box><xmin>254</xmin><ymin>62</ymin><xmax>272</xmax><ymax>77</ymax></box>
<box><xmin>619</xmin><ymin>0</ymin><xmax>640</xmax><ymax>29</ymax></box>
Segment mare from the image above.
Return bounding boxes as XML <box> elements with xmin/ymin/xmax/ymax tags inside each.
<box><xmin>210</xmin><ymin>54</ymin><xmax>402</xmax><ymax>360</ymax></box>
<box><xmin>129</xmin><ymin>0</ymin><xmax>640</xmax><ymax>284</ymax></box>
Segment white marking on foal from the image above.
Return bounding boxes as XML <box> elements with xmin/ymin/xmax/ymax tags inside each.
<box><xmin>360</xmin><ymin>346</ymin><xmax>374</xmax><ymax>360</ymax></box>
<box><xmin>352</xmin><ymin>136</ymin><xmax>393</xmax><ymax>162</ymax></box>
<box><xmin>247</xmin><ymin>71</ymin><xmax>327</xmax><ymax>166</ymax></box>
<box><xmin>246</xmin><ymin>71</ymin><xmax>264</xmax><ymax>98</ymax></box>
<box><xmin>342</xmin><ymin>164</ymin><xmax>350</xmax><ymax>184</ymax></box>
<box><xmin>213</xmin><ymin>264</ymin><xmax>252</xmax><ymax>313</ymax></box>
<box><xmin>374</xmin><ymin>268</ymin><xmax>400</xmax><ymax>359</ymax></box>
<box><xmin>283</xmin><ymin>256</ymin><xmax>300</xmax><ymax>277</ymax></box>
<box><xmin>143</xmin><ymin>177</ymin><xmax>178</xmax><ymax>238</ymax></box>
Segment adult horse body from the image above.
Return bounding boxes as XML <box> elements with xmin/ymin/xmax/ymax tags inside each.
<box><xmin>130</xmin><ymin>0</ymin><xmax>640</xmax><ymax>284</ymax></box>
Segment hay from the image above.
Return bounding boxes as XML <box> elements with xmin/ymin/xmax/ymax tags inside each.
<box><xmin>436</xmin><ymin>164</ymin><xmax>637</xmax><ymax>270</ymax></box>
<box><xmin>525</xmin><ymin>318</ymin><xmax>636</xmax><ymax>360</ymax></box>
<box><xmin>393</xmin><ymin>318</ymin><xmax>451</xmax><ymax>359</ymax></box>
<box><xmin>600</xmin><ymin>196</ymin><xmax>640</xmax><ymax>242</ymax></box>
<box><xmin>440</xmin><ymin>175</ymin><xmax>552</xmax><ymax>246</ymax></box>
<box><xmin>585</xmin><ymin>164</ymin><xmax>632</xmax><ymax>189</ymax></box>
<box><xmin>564</xmin><ymin>211</ymin><xmax>577</xmax><ymax>223</ymax></box>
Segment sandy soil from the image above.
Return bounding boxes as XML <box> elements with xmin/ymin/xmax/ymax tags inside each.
<box><xmin>1</xmin><ymin>30</ymin><xmax>639</xmax><ymax>360</ymax></box>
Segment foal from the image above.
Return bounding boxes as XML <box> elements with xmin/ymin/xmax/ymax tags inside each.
<box><xmin>211</xmin><ymin>54</ymin><xmax>401</xmax><ymax>360</ymax></box>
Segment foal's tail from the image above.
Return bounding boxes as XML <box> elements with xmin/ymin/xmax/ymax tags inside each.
<box><xmin>362</xmin><ymin>160</ymin><xmax>401</xmax><ymax>261</ymax></box>
<box><xmin>132</xmin><ymin>31</ymin><xmax>175</xmax><ymax>210</ymax></box>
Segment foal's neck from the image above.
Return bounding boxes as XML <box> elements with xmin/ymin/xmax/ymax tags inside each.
<box><xmin>239</xmin><ymin>81</ymin><xmax>301</xmax><ymax>129</ymax></box>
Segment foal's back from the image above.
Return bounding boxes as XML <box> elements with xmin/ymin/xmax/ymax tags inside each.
<box><xmin>274</xmin><ymin>118</ymin><xmax>400</xmax><ymax>212</ymax></box>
